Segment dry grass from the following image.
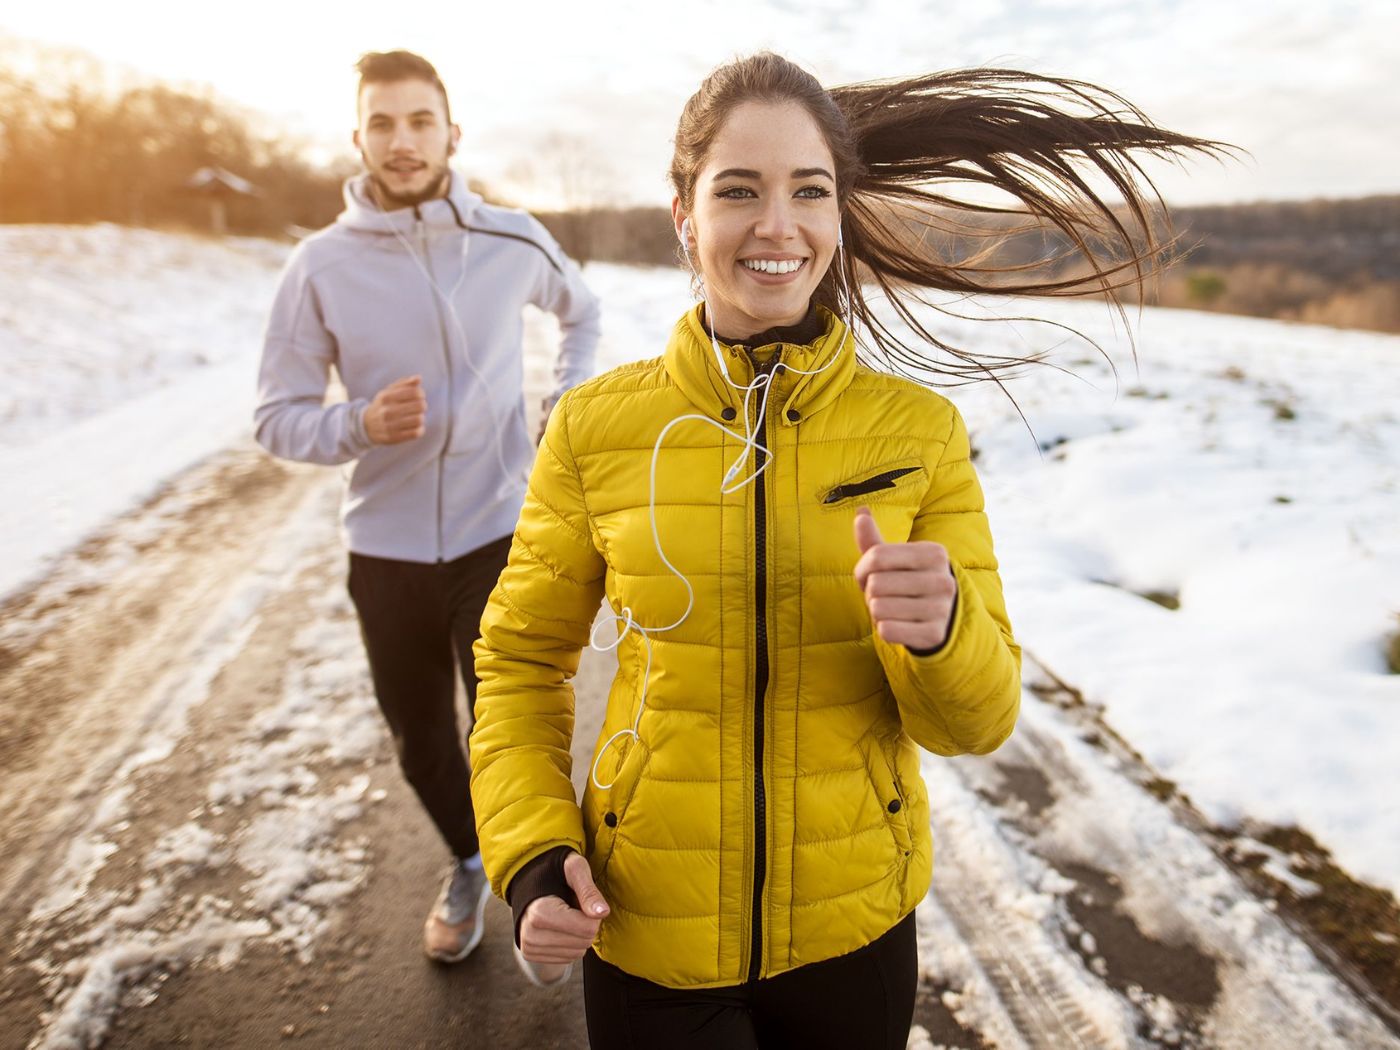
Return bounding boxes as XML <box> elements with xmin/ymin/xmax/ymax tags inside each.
<box><xmin>1147</xmin><ymin>265</ymin><xmax>1400</xmax><ymax>335</ymax></box>
<box><xmin>1248</xmin><ymin>825</ymin><xmax>1400</xmax><ymax>1014</ymax></box>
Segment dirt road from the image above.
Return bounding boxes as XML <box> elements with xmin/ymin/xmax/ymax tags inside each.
<box><xmin>2</xmin><ymin>444</ymin><xmax>1397</xmax><ymax>1049</ymax></box>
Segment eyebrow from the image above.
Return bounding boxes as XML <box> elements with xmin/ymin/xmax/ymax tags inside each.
<box><xmin>367</xmin><ymin>109</ymin><xmax>439</xmax><ymax>121</ymax></box>
<box><xmin>712</xmin><ymin>167</ymin><xmax>835</xmax><ymax>181</ymax></box>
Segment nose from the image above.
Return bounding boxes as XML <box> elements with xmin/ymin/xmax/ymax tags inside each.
<box><xmin>753</xmin><ymin>197</ymin><xmax>797</xmax><ymax>242</ymax></box>
<box><xmin>389</xmin><ymin>121</ymin><xmax>415</xmax><ymax>153</ymax></box>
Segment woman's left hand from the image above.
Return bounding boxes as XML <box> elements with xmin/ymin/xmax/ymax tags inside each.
<box><xmin>853</xmin><ymin>506</ymin><xmax>957</xmax><ymax>651</ymax></box>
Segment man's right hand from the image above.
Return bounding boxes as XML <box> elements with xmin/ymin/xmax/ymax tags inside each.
<box><xmin>364</xmin><ymin>375</ymin><xmax>427</xmax><ymax>445</ymax></box>
<box><xmin>519</xmin><ymin>852</ymin><xmax>610</xmax><ymax>964</ymax></box>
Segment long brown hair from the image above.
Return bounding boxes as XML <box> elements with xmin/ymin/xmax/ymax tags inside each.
<box><xmin>670</xmin><ymin>53</ymin><xmax>1234</xmax><ymax>383</ymax></box>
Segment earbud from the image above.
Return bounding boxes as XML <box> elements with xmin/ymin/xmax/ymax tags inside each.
<box><xmin>836</xmin><ymin>223</ymin><xmax>844</xmax><ymax>248</ymax></box>
<box><xmin>679</xmin><ymin>217</ymin><xmax>691</xmax><ymax>257</ymax></box>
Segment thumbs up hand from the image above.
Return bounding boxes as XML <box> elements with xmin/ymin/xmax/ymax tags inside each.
<box><xmin>853</xmin><ymin>506</ymin><xmax>958</xmax><ymax>652</ymax></box>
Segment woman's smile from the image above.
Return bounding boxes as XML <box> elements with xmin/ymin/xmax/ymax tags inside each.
<box><xmin>739</xmin><ymin>256</ymin><xmax>809</xmax><ymax>280</ymax></box>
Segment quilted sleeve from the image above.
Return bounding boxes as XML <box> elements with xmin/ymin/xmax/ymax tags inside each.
<box><xmin>875</xmin><ymin>403</ymin><xmax>1022</xmax><ymax>755</ymax></box>
<box><xmin>470</xmin><ymin>389</ymin><xmax>607</xmax><ymax>897</ymax></box>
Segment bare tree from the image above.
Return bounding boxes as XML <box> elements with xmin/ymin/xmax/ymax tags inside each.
<box><xmin>505</xmin><ymin>132</ymin><xmax>620</xmax><ymax>264</ymax></box>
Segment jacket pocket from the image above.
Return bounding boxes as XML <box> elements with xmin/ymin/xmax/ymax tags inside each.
<box><xmin>862</xmin><ymin>734</ymin><xmax>913</xmax><ymax>863</ymax></box>
<box><xmin>589</xmin><ymin>737</ymin><xmax>652</xmax><ymax>885</ymax></box>
<box><xmin>821</xmin><ymin>460</ymin><xmax>925</xmax><ymax>506</ymax></box>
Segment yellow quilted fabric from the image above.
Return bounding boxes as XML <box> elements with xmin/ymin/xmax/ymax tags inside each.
<box><xmin>471</xmin><ymin>305</ymin><xmax>1020</xmax><ymax>988</ymax></box>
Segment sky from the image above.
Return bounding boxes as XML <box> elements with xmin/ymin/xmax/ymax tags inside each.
<box><xmin>2</xmin><ymin>0</ymin><xmax>1398</xmax><ymax>208</ymax></box>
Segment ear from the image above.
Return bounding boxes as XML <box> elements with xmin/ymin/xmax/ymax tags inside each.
<box><xmin>449</xmin><ymin>124</ymin><xmax>462</xmax><ymax>156</ymax></box>
<box><xmin>352</xmin><ymin>129</ymin><xmax>362</xmax><ymax>151</ymax></box>
<box><xmin>670</xmin><ymin>196</ymin><xmax>688</xmax><ymax>247</ymax></box>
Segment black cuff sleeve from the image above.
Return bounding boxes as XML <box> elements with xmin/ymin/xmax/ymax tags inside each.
<box><xmin>906</xmin><ymin>585</ymin><xmax>959</xmax><ymax>658</ymax></box>
<box><xmin>505</xmin><ymin>845</ymin><xmax>577</xmax><ymax>948</ymax></box>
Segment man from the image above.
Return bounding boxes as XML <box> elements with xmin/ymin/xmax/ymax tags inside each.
<box><xmin>254</xmin><ymin>50</ymin><xmax>600</xmax><ymax>964</ymax></box>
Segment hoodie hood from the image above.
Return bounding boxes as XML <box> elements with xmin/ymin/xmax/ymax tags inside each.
<box><xmin>336</xmin><ymin>169</ymin><xmax>484</xmax><ymax>235</ymax></box>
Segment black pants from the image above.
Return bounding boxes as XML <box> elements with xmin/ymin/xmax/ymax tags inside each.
<box><xmin>582</xmin><ymin>912</ymin><xmax>917</xmax><ymax>1050</ymax></box>
<box><xmin>346</xmin><ymin>536</ymin><xmax>513</xmax><ymax>860</ymax></box>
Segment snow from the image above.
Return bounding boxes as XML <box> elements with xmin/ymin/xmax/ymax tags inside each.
<box><xmin>5</xmin><ymin>225</ymin><xmax>1400</xmax><ymax>1038</ymax></box>
<box><xmin>960</xmin><ymin>697</ymin><xmax>1399</xmax><ymax>1046</ymax></box>
<box><xmin>930</xmin><ymin>299</ymin><xmax>1400</xmax><ymax>898</ymax></box>
<box><xmin>0</xmin><ymin>224</ymin><xmax>287</xmax><ymax>599</ymax></box>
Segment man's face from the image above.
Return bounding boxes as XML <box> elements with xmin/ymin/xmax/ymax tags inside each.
<box><xmin>354</xmin><ymin>78</ymin><xmax>459</xmax><ymax>210</ymax></box>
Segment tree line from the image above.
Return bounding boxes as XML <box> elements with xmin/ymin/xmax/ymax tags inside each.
<box><xmin>533</xmin><ymin>200</ymin><xmax>1400</xmax><ymax>335</ymax></box>
<box><xmin>0</xmin><ymin>37</ymin><xmax>352</xmax><ymax>235</ymax></box>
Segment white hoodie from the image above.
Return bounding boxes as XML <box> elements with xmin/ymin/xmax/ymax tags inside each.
<box><xmin>254</xmin><ymin>172</ymin><xmax>600</xmax><ymax>563</ymax></box>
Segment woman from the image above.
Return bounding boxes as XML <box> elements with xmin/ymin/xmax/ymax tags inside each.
<box><xmin>470</xmin><ymin>53</ymin><xmax>1223</xmax><ymax>1048</ymax></box>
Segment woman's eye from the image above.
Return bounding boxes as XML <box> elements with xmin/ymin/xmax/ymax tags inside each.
<box><xmin>716</xmin><ymin>186</ymin><xmax>756</xmax><ymax>199</ymax></box>
<box><xmin>796</xmin><ymin>185</ymin><xmax>833</xmax><ymax>199</ymax></box>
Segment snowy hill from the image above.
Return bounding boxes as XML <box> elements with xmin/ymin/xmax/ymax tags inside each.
<box><xmin>0</xmin><ymin>224</ymin><xmax>289</xmax><ymax>598</ymax></box>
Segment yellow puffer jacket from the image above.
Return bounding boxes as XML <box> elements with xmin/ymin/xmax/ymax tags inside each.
<box><xmin>471</xmin><ymin>305</ymin><xmax>1020</xmax><ymax>989</ymax></box>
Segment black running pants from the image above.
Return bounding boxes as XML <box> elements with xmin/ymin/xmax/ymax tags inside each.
<box><xmin>582</xmin><ymin>911</ymin><xmax>918</xmax><ymax>1049</ymax></box>
<box><xmin>346</xmin><ymin>536</ymin><xmax>512</xmax><ymax>860</ymax></box>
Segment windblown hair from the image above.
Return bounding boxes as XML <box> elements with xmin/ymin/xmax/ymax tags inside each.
<box><xmin>670</xmin><ymin>52</ymin><xmax>1234</xmax><ymax>383</ymax></box>
<box><xmin>355</xmin><ymin>50</ymin><xmax>452</xmax><ymax>124</ymax></box>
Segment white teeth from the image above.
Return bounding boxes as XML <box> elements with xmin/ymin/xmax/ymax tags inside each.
<box><xmin>742</xmin><ymin>259</ymin><xmax>804</xmax><ymax>275</ymax></box>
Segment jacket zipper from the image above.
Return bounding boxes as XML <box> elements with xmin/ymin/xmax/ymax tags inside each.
<box><xmin>822</xmin><ymin>466</ymin><xmax>921</xmax><ymax>504</ymax></box>
<box><xmin>417</xmin><ymin>210</ymin><xmax>455</xmax><ymax>562</ymax></box>
<box><xmin>748</xmin><ymin>357</ymin><xmax>774</xmax><ymax>983</ymax></box>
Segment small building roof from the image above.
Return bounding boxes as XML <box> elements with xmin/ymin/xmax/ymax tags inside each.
<box><xmin>184</xmin><ymin>166</ymin><xmax>258</xmax><ymax>196</ymax></box>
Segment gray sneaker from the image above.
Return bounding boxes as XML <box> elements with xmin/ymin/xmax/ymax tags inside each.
<box><xmin>423</xmin><ymin>858</ymin><xmax>490</xmax><ymax>963</ymax></box>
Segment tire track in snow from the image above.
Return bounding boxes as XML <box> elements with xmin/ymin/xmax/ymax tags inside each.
<box><xmin>914</xmin><ymin>654</ymin><xmax>1400</xmax><ymax>1048</ymax></box>
<box><xmin>0</xmin><ymin>459</ymin><xmax>335</xmax><ymax>915</ymax></box>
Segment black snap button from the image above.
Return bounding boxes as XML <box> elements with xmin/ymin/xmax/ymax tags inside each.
<box><xmin>604</xmin><ymin>812</ymin><xmax>618</xmax><ymax>827</ymax></box>
<box><xmin>721</xmin><ymin>407</ymin><xmax>737</xmax><ymax>421</ymax></box>
<box><xmin>786</xmin><ymin>409</ymin><xmax>800</xmax><ymax>422</ymax></box>
<box><xmin>887</xmin><ymin>799</ymin><xmax>902</xmax><ymax>814</ymax></box>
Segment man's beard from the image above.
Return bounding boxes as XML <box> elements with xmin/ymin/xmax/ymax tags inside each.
<box><xmin>367</xmin><ymin>162</ymin><xmax>451</xmax><ymax>210</ymax></box>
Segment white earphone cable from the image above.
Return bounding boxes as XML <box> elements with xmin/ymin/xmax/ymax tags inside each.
<box><xmin>378</xmin><ymin>196</ymin><xmax>526</xmax><ymax>496</ymax></box>
<box><xmin>587</xmin><ymin>221</ymin><xmax>852</xmax><ymax>790</ymax></box>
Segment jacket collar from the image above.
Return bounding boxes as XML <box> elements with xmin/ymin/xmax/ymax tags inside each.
<box><xmin>335</xmin><ymin>170</ymin><xmax>483</xmax><ymax>236</ymax></box>
<box><xmin>663</xmin><ymin>303</ymin><xmax>857</xmax><ymax>426</ymax></box>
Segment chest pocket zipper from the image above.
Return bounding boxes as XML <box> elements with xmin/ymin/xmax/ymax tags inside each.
<box><xmin>823</xmin><ymin>466</ymin><xmax>921</xmax><ymax>505</ymax></box>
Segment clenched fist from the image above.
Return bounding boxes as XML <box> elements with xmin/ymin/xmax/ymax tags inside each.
<box><xmin>853</xmin><ymin>505</ymin><xmax>957</xmax><ymax>651</ymax></box>
<box><xmin>520</xmin><ymin>852</ymin><xmax>610</xmax><ymax>966</ymax></box>
<box><xmin>364</xmin><ymin>375</ymin><xmax>427</xmax><ymax>445</ymax></box>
